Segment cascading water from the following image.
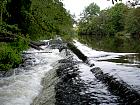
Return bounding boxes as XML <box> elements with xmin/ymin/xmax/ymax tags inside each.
<box><xmin>73</xmin><ymin>40</ymin><xmax>140</xmax><ymax>104</ymax></box>
<box><xmin>55</xmin><ymin>48</ymin><xmax>124</xmax><ymax>105</ymax></box>
<box><xmin>0</xmin><ymin>45</ymin><xmax>63</xmax><ymax>105</ymax></box>
<box><xmin>1</xmin><ymin>39</ymin><xmax>140</xmax><ymax>105</ymax></box>
<box><xmin>78</xmin><ymin>64</ymin><xmax>123</xmax><ymax>104</ymax></box>
<box><xmin>74</xmin><ymin>40</ymin><xmax>140</xmax><ymax>92</ymax></box>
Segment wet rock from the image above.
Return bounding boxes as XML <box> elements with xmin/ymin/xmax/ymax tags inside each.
<box><xmin>55</xmin><ymin>58</ymin><xmax>89</xmax><ymax>105</ymax></box>
<box><xmin>0</xmin><ymin>69</ymin><xmax>14</xmax><ymax>77</ymax></box>
<box><xmin>32</xmin><ymin>68</ymin><xmax>59</xmax><ymax>105</ymax></box>
<box><xmin>90</xmin><ymin>67</ymin><xmax>140</xmax><ymax>104</ymax></box>
<box><xmin>85</xmin><ymin>59</ymin><xmax>95</xmax><ymax>67</ymax></box>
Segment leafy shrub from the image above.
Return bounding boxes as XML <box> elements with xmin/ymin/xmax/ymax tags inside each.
<box><xmin>10</xmin><ymin>35</ymin><xmax>29</xmax><ymax>52</ymax></box>
<box><xmin>0</xmin><ymin>43</ymin><xmax>22</xmax><ymax>71</ymax></box>
<box><xmin>0</xmin><ymin>23</ymin><xmax>20</xmax><ymax>33</ymax></box>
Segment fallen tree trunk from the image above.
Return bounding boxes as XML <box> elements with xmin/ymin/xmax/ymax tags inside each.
<box><xmin>0</xmin><ymin>37</ymin><xmax>16</xmax><ymax>42</ymax></box>
<box><xmin>30</xmin><ymin>40</ymin><xmax>46</xmax><ymax>46</ymax></box>
<box><xmin>29</xmin><ymin>43</ymin><xmax>44</xmax><ymax>50</ymax></box>
<box><xmin>67</xmin><ymin>42</ymin><xmax>95</xmax><ymax>67</ymax></box>
<box><xmin>67</xmin><ymin>42</ymin><xmax>87</xmax><ymax>62</ymax></box>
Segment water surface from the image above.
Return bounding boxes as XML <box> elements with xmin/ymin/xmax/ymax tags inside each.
<box><xmin>74</xmin><ymin>40</ymin><xmax>140</xmax><ymax>94</ymax></box>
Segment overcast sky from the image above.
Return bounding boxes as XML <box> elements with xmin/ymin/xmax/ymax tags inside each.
<box><xmin>62</xmin><ymin>0</ymin><xmax>130</xmax><ymax>19</ymax></box>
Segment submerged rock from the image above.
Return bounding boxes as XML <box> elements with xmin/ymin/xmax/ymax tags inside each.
<box><xmin>91</xmin><ymin>67</ymin><xmax>140</xmax><ymax>104</ymax></box>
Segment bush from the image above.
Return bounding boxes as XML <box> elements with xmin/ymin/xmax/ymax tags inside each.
<box><xmin>10</xmin><ymin>35</ymin><xmax>29</xmax><ymax>52</ymax></box>
<box><xmin>0</xmin><ymin>43</ymin><xmax>22</xmax><ymax>71</ymax></box>
<box><xmin>0</xmin><ymin>24</ymin><xmax>20</xmax><ymax>33</ymax></box>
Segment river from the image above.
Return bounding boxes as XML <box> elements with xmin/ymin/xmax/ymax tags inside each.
<box><xmin>0</xmin><ymin>44</ymin><xmax>63</xmax><ymax>105</ymax></box>
<box><xmin>0</xmin><ymin>40</ymin><xmax>140</xmax><ymax>105</ymax></box>
<box><xmin>74</xmin><ymin>40</ymin><xmax>140</xmax><ymax>94</ymax></box>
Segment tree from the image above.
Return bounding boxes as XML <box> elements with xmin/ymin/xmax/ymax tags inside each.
<box><xmin>81</xmin><ymin>2</ymin><xmax>100</xmax><ymax>21</ymax></box>
<box><xmin>125</xmin><ymin>7</ymin><xmax>140</xmax><ymax>38</ymax></box>
<box><xmin>106</xmin><ymin>3</ymin><xmax>128</xmax><ymax>33</ymax></box>
<box><xmin>78</xmin><ymin>2</ymin><xmax>101</xmax><ymax>35</ymax></box>
<box><xmin>0</xmin><ymin>0</ymin><xmax>7</xmax><ymax>24</ymax></box>
<box><xmin>29</xmin><ymin>0</ymin><xmax>73</xmax><ymax>39</ymax></box>
<box><xmin>78</xmin><ymin>2</ymin><xmax>130</xmax><ymax>36</ymax></box>
<box><xmin>6</xmin><ymin>0</ymin><xmax>31</xmax><ymax>33</ymax></box>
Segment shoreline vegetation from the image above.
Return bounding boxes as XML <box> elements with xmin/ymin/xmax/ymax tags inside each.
<box><xmin>0</xmin><ymin>0</ymin><xmax>73</xmax><ymax>71</ymax></box>
<box><xmin>77</xmin><ymin>2</ymin><xmax>140</xmax><ymax>53</ymax></box>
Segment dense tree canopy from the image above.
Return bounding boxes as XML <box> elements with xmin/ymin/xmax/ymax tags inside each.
<box><xmin>125</xmin><ymin>7</ymin><xmax>140</xmax><ymax>37</ymax></box>
<box><xmin>0</xmin><ymin>0</ymin><xmax>73</xmax><ymax>39</ymax></box>
<box><xmin>78</xmin><ymin>2</ymin><xmax>140</xmax><ymax>38</ymax></box>
<box><xmin>78</xmin><ymin>1</ymin><xmax>140</xmax><ymax>52</ymax></box>
<box><xmin>0</xmin><ymin>0</ymin><xmax>73</xmax><ymax>71</ymax></box>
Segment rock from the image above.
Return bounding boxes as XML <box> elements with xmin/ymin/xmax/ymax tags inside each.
<box><xmin>90</xmin><ymin>67</ymin><xmax>140</xmax><ymax>104</ymax></box>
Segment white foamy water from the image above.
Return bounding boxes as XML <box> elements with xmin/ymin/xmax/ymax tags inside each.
<box><xmin>0</xmin><ymin>47</ymin><xmax>63</xmax><ymax>105</ymax></box>
<box><xmin>74</xmin><ymin>40</ymin><xmax>140</xmax><ymax>93</ymax></box>
<box><xmin>74</xmin><ymin>40</ymin><xmax>136</xmax><ymax>60</ymax></box>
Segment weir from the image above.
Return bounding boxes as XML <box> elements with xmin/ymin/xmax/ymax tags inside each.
<box><xmin>0</xmin><ymin>38</ymin><xmax>140</xmax><ymax>105</ymax></box>
<box><xmin>91</xmin><ymin>67</ymin><xmax>140</xmax><ymax>104</ymax></box>
<box><xmin>32</xmin><ymin>39</ymin><xmax>125</xmax><ymax>104</ymax></box>
<box><xmin>73</xmin><ymin>40</ymin><xmax>140</xmax><ymax>104</ymax></box>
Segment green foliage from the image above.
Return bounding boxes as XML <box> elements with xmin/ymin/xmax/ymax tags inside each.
<box><xmin>78</xmin><ymin>2</ymin><xmax>140</xmax><ymax>52</ymax></box>
<box><xmin>0</xmin><ymin>0</ymin><xmax>73</xmax><ymax>71</ymax></box>
<box><xmin>78</xmin><ymin>2</ymin><xmax>101</xmax><ymax>35</ymax></box>
<box><xmin>28</xmin><ymin>0</ymin><xmax>73</xmax><ymax>40</ymax></box>
<box><xmin>10</xmin><ymin>35</ymin><xmax>29</xmax><ymax>52</ymax></box>
<box><xmin>0</xmin><ymin>43</ymin><xmax>22</xmax><ymax>71</ymax></box>
<box><xmin>5</xmin><ymin>0</ymin><xmax>31</xmax><ymax>34</ymax></box>
<box><xmin>0</xmin><ymin>23</ymin><xmax>20</xmax><ymax>33</ymax></box>
<box><xmin>125</xmin><ymin>7</ymin><xmax>140</xmax><ymax>38</ymax></box>
<box><xmin>1</xmin><ymin>0</ymin><xmax>73</xmax><ymax>39</ymax></box>
<box><xmin>78</xmin><ymin>3</ymin><xmax>128</xmax><ymax>36</ymax></box>
<box><xmin>107</xmin><ymin>3</ymin><xmax>128</xmax><ymax>32</ymax></box>
<box><xmin>82</xmin><ymin>2</ymin><xmax>100</xmax><ymax>20</ymax></box>
<box><xmin>0</xmin><ymin>35</ymin><xmax>29</xmax><ymax>71</ymax></box>
<box><xmin>0</xmin><ymin>0</ymin><xmax>8</xmax><ymax>24</ymax></box>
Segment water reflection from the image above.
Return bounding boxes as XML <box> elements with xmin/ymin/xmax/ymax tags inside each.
<box><xmin>98</xmin><ymin>54</ymin><xmax>140</xmax><ymax>68</ymax></box>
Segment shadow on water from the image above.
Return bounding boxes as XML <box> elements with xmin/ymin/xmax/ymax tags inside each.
<box><xmin>98</xmin><ymin>54</ymin><xmax>140</xmax><ymax>68</ymax></box>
